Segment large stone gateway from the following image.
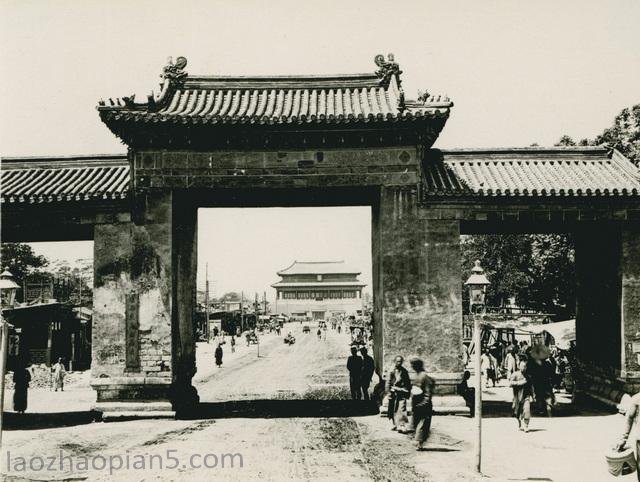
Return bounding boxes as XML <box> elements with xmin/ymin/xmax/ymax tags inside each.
<box><xmin>2</xmin><ymin>55</ymin><xmax>640</xmax><ymax>417</ymax></box>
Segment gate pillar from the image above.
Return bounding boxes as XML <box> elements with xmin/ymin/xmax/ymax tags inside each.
<box><xmin>91</xmin><ymin>191</ymin><xmax>198</xmax><ymax>418</ymax></box>
<box><xmin>621</xmin><ymin>226</ymin><xmax>640</xmax><ymax>387</ymax></box>
<box><xmin>575</xmin><ymin>223</ymin><xmax>640</xmax><ymax>404</ymax></box>
<box><xmin>375</xmin><ymin>186</ymin><xmax>467</xmax><ymax>414</ymax></box>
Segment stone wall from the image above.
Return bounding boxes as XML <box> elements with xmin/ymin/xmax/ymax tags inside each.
<box><xmin>375</xmin><ymin>186</ymin><xmax>465</xmax><ymax>411</ymax></box>
<box><xmin>91</xmin><ymin>191</ymin><xmax>198</xmax><ymax>411</ymax></box>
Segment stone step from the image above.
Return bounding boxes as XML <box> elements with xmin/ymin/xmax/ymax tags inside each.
<box><xmin>101</xmin><ymin>410</ymin><xmax>176</xmax><ymax>422</ymax></box>
<box><xmin>93</xmin><ymin>401</ymin><xmax>173</xmax><ymax>413</ymax></box>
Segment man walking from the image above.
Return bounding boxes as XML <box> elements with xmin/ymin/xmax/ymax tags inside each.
<box><xmin>410</xmin><ymin>357</ymin><xmax>435</xmax><ymax>450</ymax></box>
<box><xmin>360</xmin><ymin>347</ymin><xmax>375</xmax><ymax>400</ymax></box>
<box><xmin>215</xmin><ymin>343</ymin><xmax>224</xmax><ymax>368</ymax></box>
<box><xmin>347</xmin><ymin>346</ymin><xmax>363</xmax><ymax>400</ymax></box>
<box><xmin>52</xmin><ymin>358</ymin><xmax>66</xmax><ymax>392</ymax></box>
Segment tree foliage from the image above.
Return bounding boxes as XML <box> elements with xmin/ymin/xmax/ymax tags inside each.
<box><xmin>219</xmin><ymin>291</ymin><xmax>242</xmax><ymax>302</ymax></box>
<box><xmin>557</xmin><ymin>103</ymin><xmax>640</xmax><ymax>165</ymax></box>
<box><xmin>0</xmin><ymin>243</ymin><xmax>48</xmax><ymax>282</ymax></box>
<box><xmin>461</xmin><ymin>234</ymin><xmax>575</xmax><ymax>318</ymax></box>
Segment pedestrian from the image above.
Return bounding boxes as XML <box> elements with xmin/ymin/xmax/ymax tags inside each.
<box><xmin>480</xmin><ymin>349</ymin><xmax>496</xmax><ymax>388</ymax></box>
<box><xmin>505</xmin><ymin>347</ymin><xmax>517</xmax><ymax>379</ymax></box>
<box><xmin>317</xmin><ymin>328</ymin><xmax>322</xmax><ymax>340</ymax></box>
<box><xmin>360</xmin><ymin>347</ymin><xmax>375</xmax><ymax>400</ymax></box>
<box><xmin>387</xmin><ymin>355</ymin><xmax>411</xmax><ymax>433</ymax></box>
<box><xmin>615</xmin><ymin>392</ymin><xmax>640</xmax><ymax>469</ymax></box>
<box><xmin>529</xmin><ymin>357</ymin><xmax>555</xmax><ymax>417</ymax></box>
<box><xmin>230</xmin><ymin>335</ymin><xmax>236</xmax><ymax>353</ymax></box>
<box><xmin>337</xmin><ymin>324</ymin><xmax>342</xmax><ymax>334</ymax></box>
<box><xmin>215</xmin><ymin>343</ymin><xmax>223</xmax><ymax>368</ymax></box>
<box><xmin>347</xmin><ymin>346</ymin><xmax>363</xmax><ymax>400</ymax></box>
<box><xmin>13</xmin><ymin>360</ymin><xmax>31</xmax><ymax>413</ymax></box>
<box><xmin>457</xmin><ymin>370</ymin><xmax>475</xmax><ymax>417</ymax></box>
<box><xmin>52</xmin><ymin>358</ymin><xmax>66</xmax><ymax>392</ymax></box>
<box><xmin>509</xmin><ymin>357</ymin><xmax>533</xmax><ymax>432</ymax></box>
<box><xmin>409</xmin><ymin>357</ymin><xmax>435</xmax><ymax>450</ymax></box>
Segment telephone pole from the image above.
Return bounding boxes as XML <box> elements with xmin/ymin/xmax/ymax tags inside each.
<box><xmin>205</xmin><ymin>263</ymin><xmax>210</xmax><ymax>342</ymax></box>
<box><xmin>241</xmin><ymin>291</ymin><xmax>245</xmax><ymax>332</ymax></box>
<box><xmin>263</xmin><ymin>291</ymin><xmax>267</xmax><ymax>315</ymax></box>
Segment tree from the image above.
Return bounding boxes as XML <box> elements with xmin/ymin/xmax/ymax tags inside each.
<box><xmin>48</xmin><ymin>258</ymin><xmax>93</xmax><ymax>307</ymax></box>
<box><xmin>219</xmin><ymin>292</ymin><xmax>241</xmax><ymax>302</ymax></box>
<box><xmin>556</xmin><ymin>103</ymin><xmax>640</xmax><ymax>165</ymax></box>
<box><xmin>0</xmin><ymin>243</ymin><xmax>48</xmax><ymax>282</ymax></box>
<box><xmin>556</xmin><ymin>135</ymin><xmax>576</xmax><ymax>146</ymax></box>
<box><xmin>527</xmin><ymin>235</ymin><xmax>575</xmax><ymax>318</ymax></box>
<box><xmin>594</xmin><ymin>104</ymin><xmax>640</xmax><ymax>165</ymax></box>
<box><xmin>461</xmin><ymin>234</ymin><xmax>576</xmax><ymax>318</ymax></box>
<box><xmin>461</xmin><ymin>235</ymin><xmax>535</xmax><ymax>308</ymax></box>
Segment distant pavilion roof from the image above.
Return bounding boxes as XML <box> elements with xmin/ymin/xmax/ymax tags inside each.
<box><xmin>98</xmin><ymin>55</ymin><xmax>452</xmax><ymax>128</ymax></box>
<box><xmin>271</xmin><ymin>281</ymin><xmax>367</xmax><ymax>288</ymax></box>
<box><xmin>277</xmin><ymin>261</ymin><xmax>361</xmax><ymax>276</ymax></box>
<box><xmin>423</xmin><ymin>147</ymin><xmax>640</xmax><ymax>198</ymax></box>
<box><xmin>1</xmin><ymin>155</ymin><xmax>129</xmax><ymax>204</ymax></box>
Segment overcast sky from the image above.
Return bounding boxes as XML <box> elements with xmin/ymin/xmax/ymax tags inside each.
<box><xmin>2</xmin><ymin>0</ymin><xmax>638</xmax><ymax>302</ymax></box>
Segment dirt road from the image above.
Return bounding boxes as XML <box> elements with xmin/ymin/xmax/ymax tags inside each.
<box><xmin>1</xmin><ymin>324</ymin><xmax>623</xmax><ymax>481</ymax></box>
<box><xmin>195</xmin><ymin>322</ymin><xmax>353</xmax><ymax>401</ymax></box>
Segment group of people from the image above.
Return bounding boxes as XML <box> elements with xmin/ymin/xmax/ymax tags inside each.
<box><xmin>386</xmin><ymin>355</ymin><xmax>435</xmax><ymax>451</ymax></box>
<box><xmin>346</xmin><ymin>349</ymin><xmax>435</xmax><ymax>451</ymax></box>
<box><xmin>346</xmin><ymin>346</ymin><xmax>375</xmax><ymax>400</ymax></box>
<box><xmin>12</xmin><ymin>357</ymin><xmax>67</xmax><ymax>414</ymax></box>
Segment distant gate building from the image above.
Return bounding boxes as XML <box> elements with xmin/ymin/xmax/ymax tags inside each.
<box><xmin>272</xmin><ymin>261</ymin><xmax>366</xmax><ymax>320</ymax></box>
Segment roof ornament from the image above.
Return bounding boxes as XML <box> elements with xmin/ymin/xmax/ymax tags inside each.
<box><xmin>374</xmin><ymin>53</ymin><xmax>402</xmax><ymax>87</ymax></box>
<box><xmin>161</xmin><ymin>56</ymin><xmax>188</xmax><ymax>82</ymax></box>
<box><xmin>417</xmin><ymin>90</ymin><xmax>430</xmax><ymax>103</ymax></box>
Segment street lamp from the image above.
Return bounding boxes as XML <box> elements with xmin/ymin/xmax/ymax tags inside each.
<box><xmin>464</xmin><ymin>260</ymin><xmax>490</xmax><ymax>474</ymax></box>
<box><xmin>0</xmin><ymin>270</ymin><xmax>19</xmax><ymax>450</ymax></box>
<box><xmin>0</xmin><ymin>270</ymin><xmax>20</xmax><ymax>308</ymax></box>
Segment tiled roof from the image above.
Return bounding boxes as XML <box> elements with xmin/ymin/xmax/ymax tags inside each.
<box><xmin>98</xmin><ymin>56</ymin><xmax>452</xmax><ymax>127</ymax></box>
<box><xmin>271</xmin><ymin>281</ymin><xmax>367</xmax><ymax>288</ymax></box>
<box><xmin>277</xmin><ymin>261</ymin><xmax>361</xmax><ymax>276</ymax></box>
<box><xmin>423</xmin><ymin>147</ymin><xmax>640</xmax><ymax>197</ymax></box>
<box><xmin>1</xmin><ymin>155</ymin><xmax>129</xmax><ymax>204</ymax></box>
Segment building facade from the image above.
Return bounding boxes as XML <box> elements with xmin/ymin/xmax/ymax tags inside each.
<box><xmin>273</xmin><ymin>261</ymin><xmax>366</xmax><ymax>320</ymax></box>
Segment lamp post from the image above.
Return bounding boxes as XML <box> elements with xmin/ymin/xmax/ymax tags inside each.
<box><xmin>0</xmin><ymin>270</ymin><xmax>20</xmax><ymax>450</ymax></box>
<box><xmin>464</xmin><ymin>260</ymin><xmax>490</xmax><ymax>474</ymax></box>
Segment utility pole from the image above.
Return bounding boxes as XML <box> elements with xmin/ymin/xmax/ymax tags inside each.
<box><xmin>263</xmin><ymin>291</ymin><xmax>267</xmax><ymax>315</ymax></box>
<box><xmin>241</xmin><ymin>291</ymin><xmax>245</xmax><ymax>332</ymax></box>
<box><xmin>205</xmin><ymin>263</ymin><xmax>210</xmax><ymax>342</ymax></box>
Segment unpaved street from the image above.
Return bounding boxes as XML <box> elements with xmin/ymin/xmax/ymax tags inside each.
<box><xmin>1</xmin><ymin>323</ymin><xmax>624</xmax><ymax>481</ymax></box>
<box><xmin>195</xmin><ymin>322</ymin><xmax>353</xmax><ymax>401</ymax></box>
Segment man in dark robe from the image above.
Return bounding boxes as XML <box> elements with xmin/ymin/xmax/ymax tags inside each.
<box><xmin>360</xmin><ymin>347</ymin><xmax>375</xmax><ymax>400</ymax></box>
<box><xmin>215</xmin><ymin>343</ymin><xmax>223</xmax><ymax>368</ymax></box>
<box><xmin>347</xmin><ymin>346</ymin><xmax>363</xmax><ymax>400</ymax></box>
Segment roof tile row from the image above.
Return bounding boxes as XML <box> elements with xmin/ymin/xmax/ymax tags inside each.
<box><xmin>1</xmin><ymin>160</ymin><xmax>129</xmax><ymax>203</ymax></box>
<box><xmin>423</xmin><ymin>148</ymin><xmax>640</xmax><ymax>197</ymax></box>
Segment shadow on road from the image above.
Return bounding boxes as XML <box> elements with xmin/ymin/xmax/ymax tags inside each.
<box><xmin>481</xmin><ymin>398</ymin><xmax>616</xmax><ymax>418</ymax></box>
<box><xmin>3</xmin><ymin>410</ymin><xmax>101</xmax><ymax>430</ymax></box>
<box><xmin>178</xmin><ymin>399</ymin><xmax>380</xmax><ymax>420</ymax></box>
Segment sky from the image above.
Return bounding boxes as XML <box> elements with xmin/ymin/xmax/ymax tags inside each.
<box><xmin>2</xmin><ymin>0</ymin><xmax>638</xmax><ymax>301</ymax></box>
